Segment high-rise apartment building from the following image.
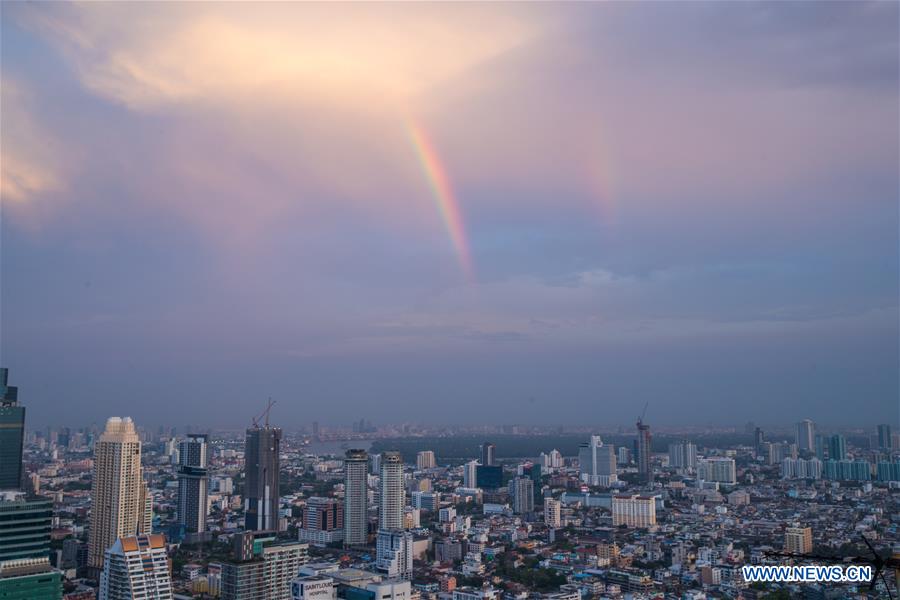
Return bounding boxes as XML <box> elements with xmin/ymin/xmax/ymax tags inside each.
<box><xmin>177</xmin><ymin>434</ymin><xmax>209</xmax><ymax>535</ymax></box>
<box><xmin>509</xmin><ymin>477</ymin><xmax>534</xmax><ymax>515</ymax></box>
<box><xmin>784</xmin><ymin>527</ymin><xmax>813</xmax><ymax>554</ymax></box>
<box><xmin>611</xmin><ymin>494</ymin><xmax>656</xmax><ymax>528</ymax></box>
<box><xmin>543</xmin><ymin>498</ymin><xmax>561</xmax><ymax>528</ymax></box>
<box><xmin>698</xmin><ymin>458</ymin><xmax>736</xmax><ymax>485</ymax></box>
<box><xmin>379</xmin><ymin>452</ymin><xmax>404</xmax><ymax>531</ymax></box>
<box><xmin>636</xmin><ymin>421</ymin><xmax>652</xmax><ymax>484</ymax></box>
<box><xmin>796</xmin><ymin>420</ymin><xmax>815</xmax><ymax>454</ymax></box>
<box><xmin>99</xmin><ymin>534</ymin><xmax>172</xmax><ymax>600</ymax></box>
<box><xmin>578</xmin><ymin>435</ymin><xmax>617</xmax><ymax>486</ymax></box>
<box><xmin>0</xmin><ymin>368</ymin><xmax>24</xmax><ymax>491</ymax></box>
<box><xmin>480</xmin><ymin>443</ymin><xmax>495</xmax><ymax>467</ymax></box>
<box><xmin>416</xmin><ymin>451</ymin><xmax>436</xmax><ymax>470</ymax></box>
<box><xmin>375</xmin><ymin>529</ymin><xmax>413</xmax><ymax>580</ymax></box>
<box><xmin>828</xmin><ymin>434</ymin><xmax>847</xmax><ymax>461</ymax></box>
<box><xmin>343</xmin><ymin>449</ymin><xmax>369</xmax><ymax>547</ymax></box>
<box><xmin>88</xmin><ymin>417</ymin><xmax>144</xmax><ymax>573</ymax></box>
<box><xmin>462</xmin><ymin>461</ymin><xmax>478</xmax><ymax>489</ymax></box>
<box><xmin>244</xmin><ymin>425</ymin><xmax>282</xmax><ymax>531</ymax></box>
<box><xmin>668</xmin><ymin>441</ymin><xmax>697</xmax><ymax>473</ymax></box>
<box><xmin>877</xmin><ymin>424</ymin><xmax>893</xmax><ymax>450</ymax></box>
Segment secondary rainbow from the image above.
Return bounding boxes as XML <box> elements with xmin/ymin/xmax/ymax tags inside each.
<box><xmin>406</xmin><ymin>119</ymin><xmax>475</xmax><ymax>281</ymax></box>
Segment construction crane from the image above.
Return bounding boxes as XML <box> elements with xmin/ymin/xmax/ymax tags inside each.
<box><xmin>251</xmin><ymin>398</ymin><xmax>276</xmax><ymax>428</ymax></box>
<box><xmin>637</xmin><ymin>401</ymin><xmax>649</xmax><ymax>427</ymax></box>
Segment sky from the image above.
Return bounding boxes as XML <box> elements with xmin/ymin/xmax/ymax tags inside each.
<box><xmin>1</xmin><ymin>2</ymin><xmax>898</xmax><ymax>429</ymax></box>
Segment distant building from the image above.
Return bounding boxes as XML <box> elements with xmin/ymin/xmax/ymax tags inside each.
<box><xmin>411</xmin><ymin>491</ymin><xmax>438</xmax><ymax>512</ymax></box>
<box><xmin>244</xmin><ymin>424</ymin><xmax>282</xmax><ymax>531</ymax></box>
<box><xmin>877</xmin><ymin>424</ymin><xmax>893</xmax><ymax>450</ymax></box>
<box><xmin>343</xmin><ymin>450</ymin><xmax>369</xmax><ymax>547</ymax></box>
<box><xmin>784</xmin><ymin>527</ymin><xmax>813</xmax><ymax>555</ymax></box>
<box><xmin>828</xmin><ymin>435</ymin><xmax>847</xmax><ymax>461</ymax></box>
<box><xmin>509</xmin><ymin>477</ymin><xmax>534</xmax><ymax>514</ymax></box>
<box><xmin>667</xmin><ymin>441</ymin><xmax>697</xmax><ymax>473</ymax></box>
<box><xmin>480</xmin><ymin>443</ymin><xmax>495</xmax><ymax>467</ymax></box>
<box><xmin>99</xmin><ymin>534</ymin><xmax>172</xmax><ymax>600</ymax></box>
<box><xmin>754</xmin><ymin>428</ymin><xmax>765</xmax><ymax>458</ymax></box>
<box><xmin>698</xmin><ymin>458</ymin><xmax>736</xmax><ymax>485</ymax></box>
<box><xmin>781</xmin><ymin>457</ymin><xmax>822</xmax><ymax>480</ymax></box>
<box><xmin>475</xmin><ymin>466</ymin><xmax>502</xmax><ymax>490</ymax></box>
<box><xmin>636</xmin><ymin>420</ymin><xmax>652</xmax><ymax>484</ymax></box>
<box><xmin>579</xmin><ymin>436</ymin><xmax>617</xmax><ymax>486</ymax></box>
<box><xmin>177</xmin><ymin>434</ymin><xmax>209</xmax><ymax>534</ymax></box>
<box><xmin>796</xmin><ymin>420</ymin><xmax>815</xmax><ymax>454</ymax></box>
<box><xmin>379</xmin><ymin>452</ymin><xmax>405</xmax><ymax>531</ymax></box>
<box><xmin>416</xmin><ymin>451</ymin><xmax>436</xmax><ymax>470</ymax></box>
<box><xmin>462</xmin><ymin>461</ymin><xmax>478</xmax><ymax>489</ymax></box>
<box><xmin>544</xmin><ymin>498</ymin><xmax>562</xmax><ymax>528</ymax></box>
<box><xmin>611</xmin><ymin>494</ymin><xmax>656</xmax><ymax>528</ymax></box>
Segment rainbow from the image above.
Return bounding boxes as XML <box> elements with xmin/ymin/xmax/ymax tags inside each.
<box><xmin>406</xmin><ymin>120</ymin><xmax>475</xmax><ymax>281</ymax></box>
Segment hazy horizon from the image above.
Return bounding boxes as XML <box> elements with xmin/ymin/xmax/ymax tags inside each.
<box><xmin>2</xmin><ymin>2</ymin><xmax>898</xmax><ymax>429</ymax></box>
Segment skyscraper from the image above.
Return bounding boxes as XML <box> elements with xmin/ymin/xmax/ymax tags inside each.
<box><xmin>578</xmin><ymin>435</ymin><xmax>618</xmax><ymax>486</ymax></box>
<box><xmin>0</xmin><ymin>368</ymin><xmax>24</xmax><ymax>491</ymax></box>
<box><xmin>668</xmin><ymin>441</ymin><xmax>697</xmax><ymax>473</ymax></box>
<box><xmin>828</xmin><ymin>434</ymin><xmax>847</xmax><ymax>461</ymax></box>
<box><xmin>877</xmin><ymin>424</ymin><xmax>893</xmax><ymax>450</ymax></box>
<box><xmin>343</xmin><ymin>449</ymin><xmax>368</xmax><ymax>547</ymax></box>
<box><xmin>462</xmin><ymin>460</ymin><xmax>478</xmax><ymax>488</ymax></box>
<box><xmin>244</xmin><ymin>425</ymin><xmax>282</xmax><ymax>531</ymax></box>
<box><xmin>379</xmin><ymin>452</ymin><xmax>404</xmax><ymax>531</ymax></box>
<box><xmin>636</xmin><ymin>420</ymin><xmax>652</xmax><ymax>484</ymax></box>
<box><xmin>177</xmin><ymin>434</ymin><xmax>209</xmax><ymax>535</ymax></box>
<box><xmin>796</xmin><ymin>419</ymin><xmax>815</xmax><ymax>454</ymax></box>
<box><xmin>754</xmin><ymin>428</ymin><xmax>765</xmax><ymax>458</ymax></box>
<box><xmin>480</xmin><ymin>442</ymin><xmax>495</xmax><ymax>467</ymax></box>
<box><xmin>509</xmin><ymin>476</ymin><xmax>534</xmax><ymax>514</ymax></box>
<box><xmin>99</xmin><ymin>534</ymin><xmax>172</xmax><ymax>600</ymax></box>
<box><xmin>88</xmin><ymin>417</ymin><xmax>144</xmax><ymax>573</ymax></box>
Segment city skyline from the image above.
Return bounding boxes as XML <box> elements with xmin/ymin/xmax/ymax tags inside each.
<box><xmin>2</xmin><ymin>3</ymin><xmax>898</xmax><ymax>427</ymax></box>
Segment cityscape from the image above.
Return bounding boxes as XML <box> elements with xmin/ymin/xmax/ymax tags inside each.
<box><xmin>2</xmin><ymin>2</ymin><xmax>899</xmax><ymax>600</ymax></box>
<box><xmin>1</xmin><ymin>367</ymin><xmax>898</xmax><ymax>599</ymax></box>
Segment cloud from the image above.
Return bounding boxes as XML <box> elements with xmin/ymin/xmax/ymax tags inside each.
<box><xmin>21</xmin><ymin>3</ymin><xmax>542</xmax><ymax>112</ymax></box>
<box><xmin>1</xmin><ymin>78</ymin><xmax>63</xmax><ymax>203</ymax></box>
